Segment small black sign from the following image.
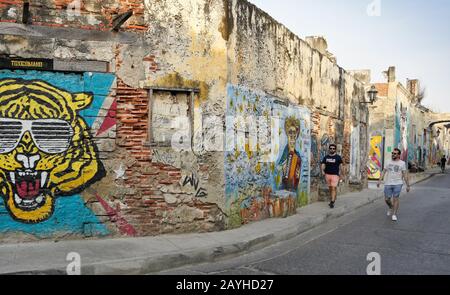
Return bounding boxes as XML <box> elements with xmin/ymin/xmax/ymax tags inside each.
<box><xmin>0</xmin><ymin>57</ymin><xmax>53</xmax><ymax>70</ymax></box>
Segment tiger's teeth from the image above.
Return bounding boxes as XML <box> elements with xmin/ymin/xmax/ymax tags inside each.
<box><xmin>41</xmin><ymin>172</ymin><xmax>48</xmax><ymax>188</ymax></box>
<box><xmin>14</xmin><ymin>194</ymin><xmax>22</xmax><ymax>204</ymax></box>
<box><xmin>19</xmin><ymin>171</ymin><xmax>25</xmax><ymax>177</ymax></box>
<box><xmin>9</xmin><ymin>172</ymin><xmax>15</xmax><ymax>184</ymax></box>
<box><xmin>35</xmin><ymin>195</ymin><xmax>44</xmax><ymax>204</ymax></box>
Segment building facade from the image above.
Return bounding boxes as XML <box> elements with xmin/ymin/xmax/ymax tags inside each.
<box><xmin>0</xmin><ymin>0</ymin><xmax>369</xmax><ymax>243</ymax></box>
<box><xmin>368</xmin><ymin>66</ymin><xmax>450</xmax><ymax>179</ymax></box>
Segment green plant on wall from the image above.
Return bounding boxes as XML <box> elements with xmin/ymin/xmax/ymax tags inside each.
<box><xmin>226</xmin><ymin>193</ymin><xmax>248</xmax><ymax>228</ymax></box>
<box><xmin>298</xmin><ymin>191</ymin><xmax>309</xmax><ymax>208</ymax></box>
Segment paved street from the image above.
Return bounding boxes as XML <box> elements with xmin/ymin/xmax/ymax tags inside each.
<box><xmin>158</xmin><ymin>172</ymin><xmax>450</xmax><ymax>275</ymax></box>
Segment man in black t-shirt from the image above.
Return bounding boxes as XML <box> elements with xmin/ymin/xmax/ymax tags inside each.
<box><xmin>321</xmin><ymin>144</ymin><xmax>344</xmax><ymax>208</ymax></box>
<box><xmin>441</xmin><ymin>156</ymin><xmax>447</xmax><ymax>173</ymax></box>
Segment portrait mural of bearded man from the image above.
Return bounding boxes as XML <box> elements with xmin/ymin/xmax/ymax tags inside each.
<box><xmin>277</xmin><ymin>117</ymin><xmax>302</xmax><ymax>192</ymax></box>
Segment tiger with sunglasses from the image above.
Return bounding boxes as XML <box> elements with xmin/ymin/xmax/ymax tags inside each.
<box><xmin>0</xmin><ymin>78</ymin><xmax>105</xmax><ymax>223</ymax></box>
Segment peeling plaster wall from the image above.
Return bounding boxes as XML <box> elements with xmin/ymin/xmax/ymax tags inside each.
<box><xmin>0</xmin><ymin>0</ymin><xmax>370</xmax><ymax>243</ymax></box>
<box><xmin>0</xmin><ymin>0</ymin><xmax>230</xmax><ymax>243</ymax></box>
<box><xmin>226</xmin><ymin>0</ymin><xmax>342</xmax><ymax>113</ymax></box>
<box><xmin>140</xmin><ymin>0</ymin><xmax>229</xmax><ymax>232</ymax></box>
<box><xmin>224</xmin><ymin>0</ymin><xmax>368</xmax><ymax>200</ymax></box>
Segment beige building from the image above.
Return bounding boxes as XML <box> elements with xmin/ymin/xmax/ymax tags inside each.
<box><xmin>368</xmin><ymin>67</ymin><xmax>432</xmax><ymax>179</ymax></box>
<box><xmin>368</xmin><ymin>66</ymin><xmax>450</xmax><ymax>178</ymax></box>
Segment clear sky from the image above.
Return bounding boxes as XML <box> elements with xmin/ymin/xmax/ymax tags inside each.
<box><xmin>249</xmin><ymin>0</ymin><xmax>450</xmax><ymax>112</ymax></box>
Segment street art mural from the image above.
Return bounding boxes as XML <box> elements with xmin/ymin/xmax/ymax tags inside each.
<box><xmin>409</xmin><ymin>125</ymin><xmax>416</xmax><ymax>163</ymax></box>
<box><xmin>0</xmin><ymin>70</ymin><xmax>117</xmax><ymax>238</ymax></box>
<box><xmin>349</xmin><ymin>124</ymin><xmax>361</xmax><ymax>182</ymax></box>
<box><xmin>395</xmin><ymin>102</ymin><xmax>409</xmax><ymax>162</ymax></box>
<box><xmin>367</xmin><ymin>134</ymin><xmax>383</xmax><ymax>180</ymax></box>
<box><xmin>225</xmin><ymin>85</ymin><xmax>310</xmax><ymax>227</ymax></box>
<box><xmin>309</xmin><ymin>134</ymin><xmax>321</xmax><ymax>181</ymax></box>
<box><xmin>431</xmin><ymin>139</ymin><xmax>441</xmax><ymax>165</ymax></box>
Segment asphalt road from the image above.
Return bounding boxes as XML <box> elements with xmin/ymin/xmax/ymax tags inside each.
<box><xmin>158</xmin><ymin>171</ymin><xmax>450</xmax><ymax>275</ymax></box>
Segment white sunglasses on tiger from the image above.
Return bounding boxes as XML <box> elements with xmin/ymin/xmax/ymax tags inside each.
<box><xmin>0</xmin><ymin>118</ymin><xmax>74</xmax><ymax>154</ymax></box>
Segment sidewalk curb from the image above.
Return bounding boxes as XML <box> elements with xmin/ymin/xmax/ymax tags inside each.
<box><xmin>4</xmin><ymin>171</ymin><xmax>438</xmax><ymax>275</ymax></box>
<box><xmin>6</xmin><ymin>193</ymin><xmax>382</xmax><ymax>275</ymax></box>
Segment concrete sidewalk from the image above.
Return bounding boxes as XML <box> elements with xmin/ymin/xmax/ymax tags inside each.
<box><xmin>0</xmin><ymin>169</ymin><xmax>439</xmax><ymax>275</ymax></box>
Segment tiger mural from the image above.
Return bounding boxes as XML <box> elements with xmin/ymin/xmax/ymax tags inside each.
<box><xmin>0</xmin><ymin>78</ymin><xmax>105</xmax><ymax>223</ymax></box>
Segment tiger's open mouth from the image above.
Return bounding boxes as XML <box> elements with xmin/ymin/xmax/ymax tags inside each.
<box><xmin>8</xmin><ymin>170</ymin><xmax>49</xmax><ymax>211</ymax></box>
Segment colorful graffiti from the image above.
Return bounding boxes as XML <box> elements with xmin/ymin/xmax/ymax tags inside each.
<box><xmin>225</xmin><ymin>85</ymin><xmax>310</xmax><ymax>227</ymax></box>
<box><xmin>349</xmin><ymin>124</ymin><xmax>361</xmax><ymax>182</ymax></box>
<box><xmin>310</xmin><ymin>135</ymin><xmax>321</xmax><ymax>178</ymax></box>
<box><xmin>0</xmin><ymin>70</ymin><xmax>116</xmax><ymax>237</ymax></box>
<box><xmin>367</xmin><ymin>134</ymin><xmax>383</xmax><ymax>180</ymax></box>
<box><xmin>395</xmin><ymin>102</ymin><xmax>409</xmax><ymax>162</ymax></box>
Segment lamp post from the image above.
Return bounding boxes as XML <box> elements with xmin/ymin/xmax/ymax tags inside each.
<box><xmin>361</xmin><ymin>85</ymin><xmax>378</xmax><ymax>104</ymax></box>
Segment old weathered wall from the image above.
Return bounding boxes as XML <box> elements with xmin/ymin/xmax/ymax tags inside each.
<box><xmin>0</xmin><ymin>0</ymin><xmax>147</xmax><ymax>31</ymax></box>
<box><xmin>0</xmin><ymin>0</ymin><xmax>370</xmax><ymax>242</ymax></box>
<box><xmin>224</xmin><ymin>0</ymin><xmax>368</xmax><ymax>204</ymax></box>
<box><xmin>137</xmin><ymin>0</ymin><xmax>229</xmax><ymax>234</ymax></box>
<box><xmin>0</xmin><ymin>0</ymin><xmax>230</xmax><ymax>242</ymax></box>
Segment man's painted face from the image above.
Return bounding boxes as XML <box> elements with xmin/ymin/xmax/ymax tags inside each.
<box><xmin>287</xmin><ymin>127</ymin><xmax>299</xmax><ymax>150</ymax></box>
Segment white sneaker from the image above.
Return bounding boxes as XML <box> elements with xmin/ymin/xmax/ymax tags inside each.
<box><xmin>392</xmin><ymin>215</ymin><xmax>398</xmax><ymax>221</ymax></box>
<box><xmin>387</xmin><ymin>209</ymin><xmax>392</xmax><ymax>216</ymax></box>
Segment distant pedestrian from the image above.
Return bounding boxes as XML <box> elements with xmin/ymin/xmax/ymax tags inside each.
<box><xmin>377</xmin><ymin>148</ymin><xmax>410</xmax><ymax>222</ymax></box>
<box><xmin>440</xmin><ymin>155</ymin><xmax>447</xmax><ymax>173</ymax></box>
<box><xmin>321</xmin><ymin>144</ymin><xmax>344</xmax><ymax>209</ymax></box>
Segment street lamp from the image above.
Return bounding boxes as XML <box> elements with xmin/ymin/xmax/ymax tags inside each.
<box><xmin>361</xmin><ymin>85</ymin><xmax>378</xmax><ymax>104</ymax></box>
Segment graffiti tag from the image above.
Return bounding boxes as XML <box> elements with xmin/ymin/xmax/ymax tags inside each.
<box><xmin>182</xmin><ymin>173</ymin><xmax>208</xmax><ymax>198</ymax></box>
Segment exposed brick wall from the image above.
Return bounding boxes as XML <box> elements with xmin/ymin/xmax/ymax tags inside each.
<box><xmin>342</xmin><ymin>119</ymin><xmax>351</xmax><ymax>164</ymax></box>
<box><xmin>311</xmin><ymin>111</ymin><xmax>320</xmax><ymax>138</ymax></box>
<box><xmin>114</xmin><ymin>78</ymin><xmax>224</xmax><ymax>235</ymax></box>
<box><xmin>375</xmin><ymin>83</ymin><xmax>388</xmax><ymax>97</ymax></box>
<box><xmin>0</xmin><ymin>0</ymin><xmax>148</xmax><ymax>32</ymax></box>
